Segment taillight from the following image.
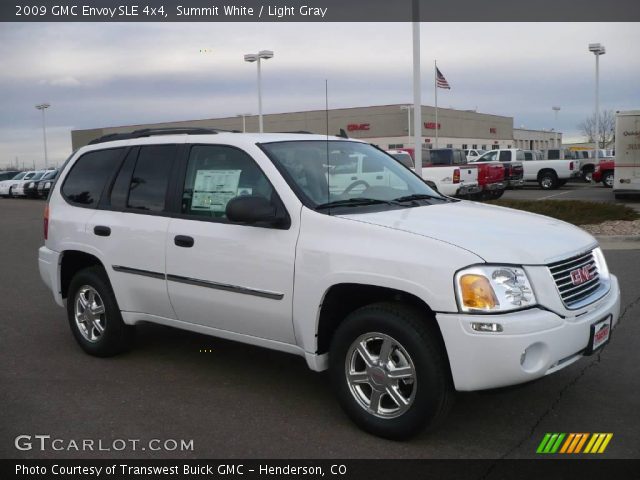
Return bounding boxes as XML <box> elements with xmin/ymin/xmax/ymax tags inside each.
<box><xmin>570</xmin><ymin>161</ymin><xmax>574</xmax><ymax>170</ymax></box>
<box><xmin>453</xmin><ymin>168</ymin><xmax>460</xmax><ymax>184</ymax></box>
<box><xmin>44</xmin><ymin>204</ymin><xmax>49</xmax><ymax>240</ymax></box>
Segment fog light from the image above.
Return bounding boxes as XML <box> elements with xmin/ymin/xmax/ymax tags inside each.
<box><xmin>471</xmin><ymin>322</ymin><xmax>503</xmax><ymax>333</ymax></box>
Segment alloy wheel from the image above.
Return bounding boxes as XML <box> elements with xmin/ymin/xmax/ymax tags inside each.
<box><xmin>74</xmin><ymin>285</ymin><xmax>107</xmax><ymax>342</ymax></box>
<box><xmin>345</xmin><ymin>332</ymin><xmax>417</xmax><ymax>419</ymax></box>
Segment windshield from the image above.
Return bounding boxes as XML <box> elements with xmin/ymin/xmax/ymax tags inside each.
<box><xmin>42</xmin><ymin>170</ymin><xmax>58</xmax><ymax>180</ymax></box>
<box><xmin>31</xmin><ymin>171</ymin><xmax>46</xmax><ymax>181</ymax></box>
<box><xmin>12</xmin><ymin>172</ymin><xmax>26</xmax><ymax>180</ymax></box>
<box><xmin>261</xmin><ymin>140</ymin><xmax>447</xmax><ymax>211</ymax></box>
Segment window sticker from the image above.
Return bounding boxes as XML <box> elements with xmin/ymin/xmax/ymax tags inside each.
<box><xmin>191</xmin><ymin>169</ymin><xmax>241</xmax><ymax>212</ymax></box>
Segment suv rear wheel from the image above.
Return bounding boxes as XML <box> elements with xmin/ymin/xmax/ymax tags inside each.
<box><xmin>602</xmin><ymin>171</ymin><xmax>614</xmax><ymax>188</ymax></box>
<box><xmin>67</xmin><ymin>266</ymin><xmax>134</xmax><ymax>357</ymax></box>
<box><xmin>329</xmin><ymin>302</ymin><xmax>453</xmax><ymax>439</ymax></box>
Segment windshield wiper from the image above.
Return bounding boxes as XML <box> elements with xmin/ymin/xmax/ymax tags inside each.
<box><xmin>392</xmin><ymin>193</ymin><xmax>448</xmax><ymax>203</ymax></box>
<box><xmin>315</xmin><ymin>198</ymin><xmax>402</xmax><ymax>210</ymax></box>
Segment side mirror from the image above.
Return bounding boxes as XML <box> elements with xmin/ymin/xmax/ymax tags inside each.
<box><xmin>425</xmin><ymin>180</ymin><xmax>439</xmax><ymax>192</ymax></box>
<box><xmin>226</xmin><ymin>195</ymin><xmax>289</xmax><ymax>228</ymax></box>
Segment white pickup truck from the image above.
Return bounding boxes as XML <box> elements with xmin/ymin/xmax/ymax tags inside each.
<box><xmin>386</xmin><ymin>148</ymin><xmax>481</xmax><ymax>197</ymax></box>
<box><xmin>420</xmin><ymin>148</ymin><xmax>481</xmax><ymax>197</ymax></box>
<box><xmin>476</xmin><ymin>149</ymin><xmax>579</xmax><ymax>189</ymax></box>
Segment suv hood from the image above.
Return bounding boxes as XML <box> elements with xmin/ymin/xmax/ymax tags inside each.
<box><xmin>339</xmin><ymin>201</ymin><xmax>597</xmax><ymax>265</ymax></box>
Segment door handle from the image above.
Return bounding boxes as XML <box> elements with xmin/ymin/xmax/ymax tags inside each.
<box><xmin>93</xmin><ymin>226</ymin><xmax>111</xmax><ymax>237</ymax></box>
<box><xmin>174</xmin><ymin>235</ymin><xmax>194</xmax><ymax>248</ymax></box>
<box><xmin>376</xmin><ymin>175</ymin><xmax>383</xmax><ymax>180</ymax></box>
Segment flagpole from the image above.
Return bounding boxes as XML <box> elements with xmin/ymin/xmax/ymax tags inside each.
<box><xmin>434</xmin><ymin>60</ymin><xmax>438</xmax><ymax>148</ymax></box>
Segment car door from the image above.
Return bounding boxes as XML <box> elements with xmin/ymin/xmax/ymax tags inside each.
<box><xmin>165</xmin><ymin>144</ymin><xmax>298</xmax><ymax>344</ymax></box>
<box><xmin>86</xmin><ymin>144</ymin><xmax>179</xmax><ymax>320</ymax></box>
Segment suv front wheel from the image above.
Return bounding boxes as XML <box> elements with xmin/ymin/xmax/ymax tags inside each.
<box><xmin>67</xmin><ymin>266</ymin><xmax>135</xmax><ymax>357</ymax></box>
<box><xmin>329</xmin><ymin>302</ymin><xmax>453</xmax><ymax>439</ymax></box>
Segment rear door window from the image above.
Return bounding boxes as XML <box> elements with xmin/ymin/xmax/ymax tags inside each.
<box><xmin>62</xmin><ymin>148</ymin><xmax>125</xmax><ymax>207</ymax></box>
<box><xmin>126</xmin><ymin>145</ymin><xmax>176</xmax><ymax>212</ymax></box>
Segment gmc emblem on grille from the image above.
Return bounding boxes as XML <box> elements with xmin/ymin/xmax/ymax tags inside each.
<box><xmin>570</xmin><ymin>266</ymin><xmax>592</xmax><ymax>285</ymax></box>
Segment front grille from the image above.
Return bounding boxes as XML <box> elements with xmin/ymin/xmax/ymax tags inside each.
<box><xmin>548</xmin><ymin>250</ymin><xmax>600</xmax><ymax>308</ymax></box>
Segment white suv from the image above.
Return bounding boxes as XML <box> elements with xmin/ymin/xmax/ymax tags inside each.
<box><xmin>39</xmin><ymin>129</ymin><xmax>620</xmax><ymax>439</ymax></box>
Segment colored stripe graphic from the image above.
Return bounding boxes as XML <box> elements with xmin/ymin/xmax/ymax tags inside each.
<box><xmin>538</xmin><ymin>433</ymin><xmax>612</xmax><ymax>454</ymax></box>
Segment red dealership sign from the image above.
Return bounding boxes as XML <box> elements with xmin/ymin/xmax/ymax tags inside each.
<box><xmin>424</xmin><ymin>122</ymin><xmax>441</xmax><ymax>130</ymax></box>
<box><xmin>347</xmin><ymin>123</ymin><xmax>370</xmax><ymax>131</ymax></box>
<box><xmin>490</xmin><ymin>127</ymin><xmax>497</xmax><ymax>134</ymax></box>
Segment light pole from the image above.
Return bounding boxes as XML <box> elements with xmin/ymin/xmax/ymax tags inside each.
<box><xmin>35</xmin><ymin>103</ymin><xmax>50</xmax><ymax>168</ymax></box>
<box><xmin>588</xmin><ymin>43</ymin><xmax>605</xmax><ymax>164</ymax></box>
<box><xmin>552</xmin><ymin>106</ymin><xmax>561</xmax><ymax>148</ymax></box>
<box><xmin>400</xmin><ymin>105</ymin><xmax>413</xmax><ymax>145</ymax></box>
<box><xmin>244</xmin><ymin>50</ymin><xmax>274</xmax><ymax>133</ymax></box>
<box><xmin>236</xmin><ymin>113</ymin><xmax>252</xmax><ymax>133</ymax></box>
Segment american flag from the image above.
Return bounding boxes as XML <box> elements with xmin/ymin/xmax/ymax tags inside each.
<box><xmin>436</xmin><ymin>67</ymin><xmax>451</xmax><ymax>89</ymax></box>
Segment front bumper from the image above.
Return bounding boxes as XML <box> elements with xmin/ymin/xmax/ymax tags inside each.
<box><xmin>436</xmin><ymin>274</ymin><xmax>620</xmax><ymax>391</ymax></box>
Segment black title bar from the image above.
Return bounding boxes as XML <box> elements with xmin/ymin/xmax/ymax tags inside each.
<box><xmin>2</xmin><ymin>0</ymin><xmax>640</xmax><ymax>22</ymax></box>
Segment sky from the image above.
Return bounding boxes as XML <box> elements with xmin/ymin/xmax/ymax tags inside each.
<box><xmin>1</xmin><ymin>22</ymin><xmax>639</xmax><ymax>169</ymax></box>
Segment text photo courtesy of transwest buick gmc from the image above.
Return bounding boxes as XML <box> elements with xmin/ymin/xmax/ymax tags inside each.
<box><xmin>38</xmin><ymin>129</ymin><xmax>620</xmax><ymax>439</ymax></box>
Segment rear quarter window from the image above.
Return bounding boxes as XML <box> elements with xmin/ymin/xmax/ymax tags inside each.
<box><xmin>61</xmin><ymin>148</ymin><xmax>125</xmax><ymax>207</ymax></box>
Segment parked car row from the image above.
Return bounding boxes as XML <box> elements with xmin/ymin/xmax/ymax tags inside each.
<box><xmin>0</xmin><ymin>169</ymin><xmax>58</xmax><ymax>199</ymax></box>
<box><xmin>386</xmin><ymin>146</ymin><xmax>577</xmax><ymax>197</ymax></box>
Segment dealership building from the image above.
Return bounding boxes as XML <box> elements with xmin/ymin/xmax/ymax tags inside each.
<box><xmin>71</xmin><ymin>104</ymin><xmax>561</xmax><ymax>152</ymax></box>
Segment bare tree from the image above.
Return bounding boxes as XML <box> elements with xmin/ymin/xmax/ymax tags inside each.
<box><xmin>578</xmin><ymin>109</ymin><xmax>615</xmax><ymax>148</ymax></box>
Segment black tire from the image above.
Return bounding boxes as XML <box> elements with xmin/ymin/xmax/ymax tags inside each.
<box><xmin>66</xmin><ymin>265</ymin><xmax>134</xmax><ymax>357</ymax></box>
<box><xmin>329</xmin><ymin>302</ymin><xmax>454</xmax><ymax>439</ymax></box>
<box><xmin>582</xmin><ymin>167</ymin><xmax>594</xmax><ymax>183</ymax></box>
<box><xmin>487</xmin><ymin>189</ymin><xmax>505</xmax><ymax>200</ymax></box>
<box><xmin>8</xmin><ymin>187</ymin><xmax>13</xmax><ymax>198</ymax></box>
<box><xmin>538</xmin><ymin>172</ymin><xmax>558</xmax><ymax>190</ymax></box>
<box><xmin>602</xmin><ymin>172</ymin><xmax>614</xmax><ymax>188</ymax></box>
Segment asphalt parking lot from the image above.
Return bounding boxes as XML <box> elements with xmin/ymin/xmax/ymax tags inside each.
<box><xmin>1</xmin><ymin>197</ymin><xmax>639</xmax><ymax>459</ymax></box>
<box><xmin>502</xmin><ymin>180</ymin><xmax>640</xmax><ymax>212</ymax></box>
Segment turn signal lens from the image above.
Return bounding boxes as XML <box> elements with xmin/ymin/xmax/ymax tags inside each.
<box><xmin>453</xmin><ymin>168</ymin><xmax>461</xmax><ymax>184</ymax></box>
<box><xmin>459</xmin><ymin>274</ymin><xmax>498</xmax><ymax>310</ymax></box>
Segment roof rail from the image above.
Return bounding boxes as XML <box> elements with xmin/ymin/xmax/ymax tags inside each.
<box><xmin>88</xmin><ymin>127</ymin><xmax>220</xmax><ymax>145</ymax></box>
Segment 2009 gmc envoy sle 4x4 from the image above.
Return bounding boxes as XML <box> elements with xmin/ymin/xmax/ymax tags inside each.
<box><xmin>39</xmin><ymin>129</ymin><xmax>620</xmax><ymax>439</ymax></box>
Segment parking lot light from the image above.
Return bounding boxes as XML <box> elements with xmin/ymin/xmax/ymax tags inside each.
<box><xmin>588</xmin><ymin>43</ymin><xmax>605</xmax><ymax>163</ymax></box>
<box><xmin>244</xmin><ymin>50</ymin><xmax>274</xmax><ymax>133</ymax></box>
<box><xmin>35</xmin><ymin>103</ymin><xmax>50</xmax><ymax>168</ymax></box>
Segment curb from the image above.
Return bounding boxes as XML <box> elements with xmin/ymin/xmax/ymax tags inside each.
<box><xmin>595</xmin><ymin>235</ymin><xmax>640</xmax><ymax>250</ymax></box>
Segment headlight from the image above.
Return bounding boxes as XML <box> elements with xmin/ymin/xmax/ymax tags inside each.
<box><xmin>455</xmin><ymin>265</ymin><xmax>536</xmax><ymax>313</ymax></box>
<box><xmin>592</xmin><ymin>247</ymin><xmax>610</xmax><ymax>285</ymax></box>
<box><xmin>28</xmin><ymin>182</ymin><xmax>34</xmax><ymax>188</ymax></box>
<box><xmin>45</xmin><ymin>182</ymin><xmax>51</xmax><ymax>188</ymax></box>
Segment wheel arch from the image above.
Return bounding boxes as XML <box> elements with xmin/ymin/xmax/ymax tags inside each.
<box><xmin>316</xmin><ymin>283</ymin><xmax>446</xmax><ymax>357</ymax></box>
<box><xmin>60</xmin><ymin>250</ymin><xmax>107</xmax><ymax>300</ymax></box>
<box><xmin>536</xmin><ymin>168</ymin><xmax>557</xmax><ymax>180</ymax></box>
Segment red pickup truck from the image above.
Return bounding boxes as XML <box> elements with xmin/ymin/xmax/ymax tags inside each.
<box><xmin>474</xmin><ymin>161</ymin><xmax>506</xmax><ymax>199</ymax></box>
<box><xmin>592</xmin><ymin>160</ymin><xmax>615</xmax><ymax>188</ymax></box>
